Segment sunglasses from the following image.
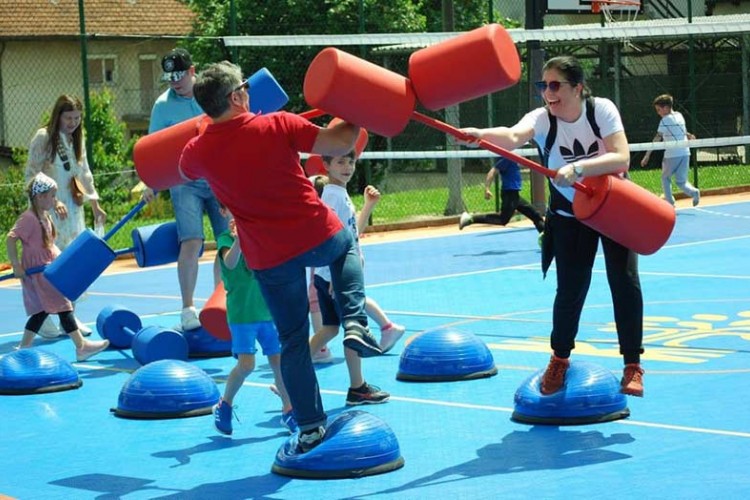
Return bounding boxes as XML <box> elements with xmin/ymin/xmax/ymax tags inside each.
<box><xmin>226</xmin><ymin>79</ymin><xmax>249</xmax><ymax>97</ymax></box>
<box><xmin>534</xmin><ymin>80</ymin><xmax>575</xmax><ymax>92</ymax></box>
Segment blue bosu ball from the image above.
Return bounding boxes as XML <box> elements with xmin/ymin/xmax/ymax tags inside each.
<box><xmin>272</xmin><ymin>410</ymin><xmax>404</xmax><ymax>479</ymax></box>
<box><xmin>113</xmin><ymin>359</ymin><xmax>219</xmax><ymax>419</ymax></box>
<box><xmin>183</xmin><ymin>327</ymin><xmax>232</xmax><ymax>358</ymax></box>
<box><xmin>0</xmin><ymin>349</ymin><xmax>81</xmax><ymax>395</ymax></box>
<box><xmin>397</xmin><ymin>329</ymin><xmax>498</xmax><ymax>382</ymax></box>
<box><xmin>512</xmin><ymin>360</ymin><xmax>630</xmax><ymax>425</ymax></box>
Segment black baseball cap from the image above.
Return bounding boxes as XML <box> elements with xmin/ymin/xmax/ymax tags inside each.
<box><xmin>161</xmin><ymin>48</ymin><xmax>193</xmax><ymax>82</ymax></box>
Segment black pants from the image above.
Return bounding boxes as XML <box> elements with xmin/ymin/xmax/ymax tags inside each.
<box><xmin>472</xmin><ymin>190</ymin><xmax>545</xmax><ymax>233</ymax></box>
<box><xmin>546</xmin><ymin>212</ymin><xmax>644</xmax><ymax>363</ymax></box>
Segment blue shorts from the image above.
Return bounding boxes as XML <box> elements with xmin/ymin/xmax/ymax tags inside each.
<box><xmin>169</xmin><ymin>179</ymin><xmax>227</xmax><ymax>241</ymax></box>
<box><xmin>229</xmin><ymin>320</ymin><xmax>281</xmax><ymax>357</ymax></box>
<box><xmin>313</xmin><ymin>274</ymin><xmax>341</xmax><ymax>327</ymax></box>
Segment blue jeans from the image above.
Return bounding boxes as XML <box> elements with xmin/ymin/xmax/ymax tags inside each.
<box><xmin>254</xmin><ymin>228</ymin><xmax>367</xmax><ymax>431</ymax></box>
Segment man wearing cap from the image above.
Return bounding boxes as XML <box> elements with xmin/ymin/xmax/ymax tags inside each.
<box><xmin>142</xmin><ymin>48</ymin><xmax>227</xmax><ymax>331</ymax></box>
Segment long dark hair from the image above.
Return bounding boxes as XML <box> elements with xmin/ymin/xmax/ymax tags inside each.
<box><xmin>45</xmin><ymin>94</ymin><xmax>84</xmax><ymax>163</ymax></box>
<box><xmin>543</xmin><ymin>56</ymin><xmax>591</xmax><ymax>99</ymax></box>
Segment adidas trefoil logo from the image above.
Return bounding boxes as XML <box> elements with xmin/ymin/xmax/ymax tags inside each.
<box><xmin>560</xmin><ymin>139</ymin><xmax>599</xmax><ymax>163</ymax></box>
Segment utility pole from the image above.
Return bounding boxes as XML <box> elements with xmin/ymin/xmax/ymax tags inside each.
<box><xmin>526</xmin><ymin>0</ymin><xmax>547</xmax><ymax>212</ymax></box>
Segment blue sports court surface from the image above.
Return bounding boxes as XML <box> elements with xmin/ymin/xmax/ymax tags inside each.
<box><xmin>1</xmin><ymin>195</ymin><xmax>749</xmax><ymax>499</ymax></box>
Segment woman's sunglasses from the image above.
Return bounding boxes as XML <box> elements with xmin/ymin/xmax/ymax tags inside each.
<box><xmin>534</xmin><ymin>80</ymin><xmax>575</xmax><ymax>93</ymax></box>
<box><xmin>226</xmin><ymin>79</ymin><xmax>249</xmax><ymax>97</ymax></box>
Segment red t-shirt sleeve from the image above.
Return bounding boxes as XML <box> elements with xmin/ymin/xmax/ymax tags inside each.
<box><xmin>276</xmin><ymin>112</ymin><xmax>320</xmax><ymax>153</ymax></box>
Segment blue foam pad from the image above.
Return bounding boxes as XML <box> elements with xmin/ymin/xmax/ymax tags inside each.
<box><xmin>113</xmin><ymin>359</ymin><xmax>219</xmax><ymax>419</ymax></box>
<box><xmin>131</xmin><ymin>326</ymin><xmax>189</xmax><ymax>365</ymax></box>
<box><xmin>96</xmin><ymin>305</ymin><xmax>141</xmax><ymax>349</ymax></box>
<box><xmin>44</xmin><ymin>229</ymin><xmax>115</xmax><ymax>301</ymax></box>
<box><xmin>183</xmin><ymin>327</ymin><xmax>232</xmax><ymax>358</ymax></box>
<box><xmin>397</xmin><ymin>328</ymin><xmax>497</xmax><ymax>381</ymax></box>
<box><xmin>512</xmin><ymin>360</ymin><xmax>630</xmax><ymax>425</ymax></box>
<box><xmin>0</xmin><ymin>349</ymin><xmax>81</xmax><ymax>395</ymax></box>
<box><xmin>248</xmin><ymin>67</ymin><xmax>289</xmax><ymax>114</ymax></box>
<box><xmin>272</xmin><ymin>410</ymin><xmax>404</xmax><ymax>479</ymax></box>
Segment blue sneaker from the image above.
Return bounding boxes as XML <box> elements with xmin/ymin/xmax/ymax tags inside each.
<box><xmin>281</xmin><ymin>410</ymin><xmax>298</xmax><ymax>434</ymax></box>
<box><xmin>213</xmin><ymin>399</ymin><xmax>234</xmax><ymax>435</ymax></box>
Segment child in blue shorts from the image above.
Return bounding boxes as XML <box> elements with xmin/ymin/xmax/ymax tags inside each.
<box><xmin>212</xmin><ymin>205</ymin><xmax>296</xmax><ymax>436</ymax></box>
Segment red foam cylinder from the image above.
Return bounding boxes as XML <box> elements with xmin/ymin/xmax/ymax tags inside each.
<box><xmin>408</xmin><ymin>24</ymin><xmax>522</xmax><ymax>111</ymax></box>
<box><xmin>304</xmin><ymin>48</ymin><xmax>416</xmax><ymax>137</ymax></box>
<box><xmin>133</xmin><ymin>115</ymin><xmax>212</xmax><ymax>191</ymax></box>
<box><xmin>573</xmin><ymin>175</ymin><xmax>676</xmax><ymax>255</ymax></box>
<box><xmin>199</xmin><ymin>282</ymin><xmax>231</xmax><ymax>341</ymax></box>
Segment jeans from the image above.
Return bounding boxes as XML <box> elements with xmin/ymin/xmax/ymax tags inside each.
<box><xmin>254</xmin><ymin>228</ymin><xmax>367</xmax><ymax>431</ymax></box>
<box><xmin>169</xmin><ymin>179</ymin><xmax>227</xmax><ymax>241</ymax></box>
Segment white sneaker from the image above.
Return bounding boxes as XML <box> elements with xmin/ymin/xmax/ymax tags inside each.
<box><xmin>181</xmin><ymin>306</ymin><xmax>201</xmax><ymax>331</ymax></box>
<box><xmin>311</xmin><ymin>346</ymin><xmax>334</xmax><ymax>364</ymax></box>
<box><xmin>692</xmin><ymin>190</ymin><xmax>700</xmax><ymax>207</ymax></box>
<box><xmin>38</xmin><ymin>317</ymin><xmax>63</xmax><ymax>339</ymax></box>
<box><xmin>76</xmin><ymin>318</ymin><xmax>92</xmax><ymax>337</ymax></box>
<box><xmin>458</xmin><ymin>212</ymin><xmax>473</xmax><ymax>230</ymax></box>
<box><xmin>380</xmin><ymin>323</ymin><xmax>406</xmax><ymax>354</ymax></box>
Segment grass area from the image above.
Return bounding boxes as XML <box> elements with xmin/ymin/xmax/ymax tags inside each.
<box><xmin>1</xmin><ymin>164</ymin><xmax>747</xmax><ymax>264</ymax></box>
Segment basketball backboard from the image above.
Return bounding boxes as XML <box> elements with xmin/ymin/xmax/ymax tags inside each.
<box><xmin>546</xmin><ymin>0</ymin><xmax>644</xmax><ymax>14</ymax></box>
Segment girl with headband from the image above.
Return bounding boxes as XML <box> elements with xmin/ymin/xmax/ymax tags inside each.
<box><xmin>6</xmin><ymin>172</ymin><xmax>110</xmax><ymax>361</ymax></box>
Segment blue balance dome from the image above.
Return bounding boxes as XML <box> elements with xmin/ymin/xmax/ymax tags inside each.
<box><xmin>512</xmin><ymin>360</ymin><xmax>630</xmax><ymax>425</ymax></box>
<box><xmin>0</xmin><ymin>349</ymin><xmax>81</xmax><ymax>395</ymax></box>
<box><xmin>113</xmin><ymin>359</ymin><xmax>219</xmax><ymax>419</ymax></box>
<box><xmin>397</xmin><ymin>328</ymin><xmax>497</xmax><ymax>382</ymax></box>
<box><xmin>272</xmin><ymin>410</ymin><xmax>404</xmax><ymax>479</ymax></box>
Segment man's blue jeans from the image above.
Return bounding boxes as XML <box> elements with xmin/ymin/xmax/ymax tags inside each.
<box><xmin>254</xmin><ymin>228</ymin><xmax>367</xmax><ymax>431</ymax></box>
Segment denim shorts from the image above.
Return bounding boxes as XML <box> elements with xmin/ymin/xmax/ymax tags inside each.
<box><xmin>169</xmin><ymin>179</ymin><xmax>227</xmax><ymax>241</ymax></box>
<box><xmin>230</xmin><ymin>320</ymin><xmax>281</xmax><ymax>357</ymax></box>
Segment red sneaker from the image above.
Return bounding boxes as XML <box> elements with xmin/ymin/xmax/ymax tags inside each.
<box><xmin>540</xmin><ymin>355</ymin><xmax>569</xmax><ymax>395</ymax></box>
<box><xmin>621</xmin><ymin>364</ymin><xmax>644</xmax><ymax>397</ymax></box>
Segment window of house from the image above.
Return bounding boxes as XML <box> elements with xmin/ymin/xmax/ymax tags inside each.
<box><xmin>87</xmin><ymin>56</ymin><xmax>117</xmax><ymax>85</ymax></box>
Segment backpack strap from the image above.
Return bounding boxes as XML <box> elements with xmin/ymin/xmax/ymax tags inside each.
<box><xmin>542</xmin><ymin>109</ymin><xmax>557</xmax><ymax>168</ymax></box>
<box><xmin>586</xmin><ymin>96</ymin><xmax>601</xmax><ymax>139</ymax></box>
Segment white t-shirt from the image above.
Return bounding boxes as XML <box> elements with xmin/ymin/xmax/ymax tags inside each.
<box><xmin>315</xmin><ymin>184</ymin><xmax>361</xmax><ymax>282</ymax></box>
<box><xmin>518</xmin><ymin>97</ymin><xmax>624</xmax><ymax>214</ymax></box>
<box><xmin>657</xmin><ymin>111</ymin><xmax>690</xmax><ymax>159</ymax></box>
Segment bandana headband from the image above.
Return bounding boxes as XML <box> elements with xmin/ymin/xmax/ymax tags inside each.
<box><xmin>31</xmin><ymin>172</ymin><xmax>57</xmax><ymax>197</ymax></box>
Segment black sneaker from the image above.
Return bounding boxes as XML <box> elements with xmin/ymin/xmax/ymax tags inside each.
<box><xmin>298</xmin><ymin>426</ymin><xmax>326</xmax><ymax>453</ymax></box>
<box><xmin>343</xmin><ymin>321</ymin><xmax>382</xmax><ymax>358</ymax></box>
<box><xmin>346</xmin><ymin>382</ymin><xmax>390</xmax><ymax>406</ymax></box>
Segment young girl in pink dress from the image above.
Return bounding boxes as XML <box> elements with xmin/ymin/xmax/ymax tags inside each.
<box><xmin>6</xmin><ymin>172</ymin><xmax>109</xmax><ymax>361</ymax></box>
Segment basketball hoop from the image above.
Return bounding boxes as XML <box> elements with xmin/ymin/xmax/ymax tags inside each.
<box><xmin>591</xmin><ymin>0</ymin><xmax>641</xmax><ymax>25</ymax></box>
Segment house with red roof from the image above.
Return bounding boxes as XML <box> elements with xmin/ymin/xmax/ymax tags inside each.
<box><xmin>0</xmin><ymin>0</ymin><xmax>196</xmax><ymax>154</ymax></box>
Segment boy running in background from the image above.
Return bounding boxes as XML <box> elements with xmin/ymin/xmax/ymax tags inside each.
<box><xmin>459</xmin><ymin>157</ymin><xmax>545</xmax><ymax>234</ymax></box>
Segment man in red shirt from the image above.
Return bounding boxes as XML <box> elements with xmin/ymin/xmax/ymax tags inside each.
<box><xmin>179</xmin><ymin>61</ymin><xmax>381</xmax><ymax>453</ymax></box>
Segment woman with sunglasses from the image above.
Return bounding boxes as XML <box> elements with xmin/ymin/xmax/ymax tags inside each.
<box><xmin>461</xmin><ymin>55</ymin><xmax>645</xmax><ymax>398</ymax></box>
<box><xmin>25</xmin><ymin>94</ymin><xmax>107</xmax><ymax>337</ymax></box>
